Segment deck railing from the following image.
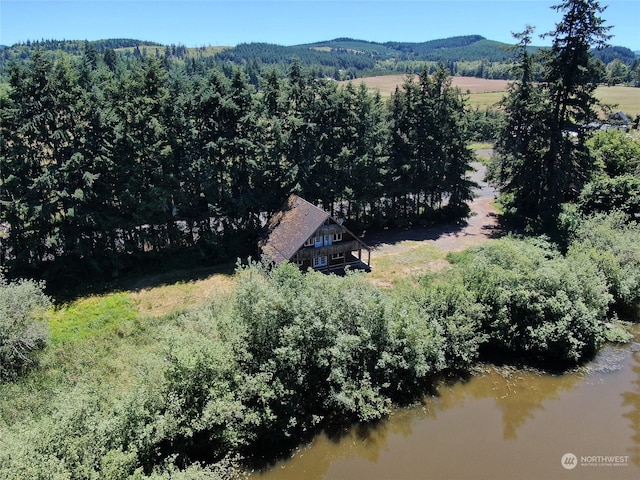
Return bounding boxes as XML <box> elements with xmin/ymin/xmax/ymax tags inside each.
<box><xmin>294</xmin><ymin>240</ymin><xmax>366</xmax><ymax>260</ymax></box>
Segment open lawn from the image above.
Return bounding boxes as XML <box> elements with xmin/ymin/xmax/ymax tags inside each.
<box><xmin>349</xmin><ymin>75</ymin><xmax>640</xmax><ymax>116</ymax></box>
<box><xmin>595</xmin><ymin>85</ymin><xmax>640</xmax><ymax>117</ymax></box>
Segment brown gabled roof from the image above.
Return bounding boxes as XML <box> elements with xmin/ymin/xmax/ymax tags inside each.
<box><xmin>260</xmin><ymin>195</ymin><xmax>330</xmax><ymax>264</ymax></box>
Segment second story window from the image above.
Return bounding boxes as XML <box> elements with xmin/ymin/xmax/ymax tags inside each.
<box><xmin>333</xmin><ymin>232</ymin><xmax>343</xmax><ymax>242</ymax></box>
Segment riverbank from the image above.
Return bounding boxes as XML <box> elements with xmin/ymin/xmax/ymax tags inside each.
<box><xmin>250</xmin><ymin>329</ymin><xmax>640</xmax><ymax>480</ymax></box>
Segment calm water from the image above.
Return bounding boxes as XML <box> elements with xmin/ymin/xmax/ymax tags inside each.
<box><xmin>251</xmin><ymin>328</ymin><xmax>640</xmax><ymax>480</ymax></box>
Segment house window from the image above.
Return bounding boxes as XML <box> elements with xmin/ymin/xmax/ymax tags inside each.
<box><xmin>331</xmin><ymin>252</ymin><xmax>344</xmax><ymax>260</ymax></box>
<box><xmin>304</xmin><ymin>237</ymin><xmax>314</xmax><ymax>247</ymax></box>
<box><xmin>313</xmin><ymin>255</ymin><xmax>328</xmax><ymax>268</ymax></box>
<box><xmin>333</xmin><ymin>232</ymin><xmax>343</xmax><ymax>242</ymax></box>
<box><xmin>314</xmin><ymin>235</ymin><xmax>323</xmax><ymax>248</ymax></box>
<box><xmin>324</xmin><ymin>234</ymin><xmax>332</xmax><ymax>246</ymax></box>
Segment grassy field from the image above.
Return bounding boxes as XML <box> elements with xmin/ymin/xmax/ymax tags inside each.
<box><xmin>341</xmin><ymin>75</ymin><xmax>511</xmax><ymax>97</ymax></box>
<box><xmin>594</xmin><ymin>85</ymin><xmax>640</xmax><ymax>116</ymax></box>
<box><xmin>348</xmin><ymin>75</ymin><xmax>640</xmax><ymax>116</ymax></box>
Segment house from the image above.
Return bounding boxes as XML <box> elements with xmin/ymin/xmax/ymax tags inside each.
<box><xmin>260</xmin><ymin>194</ymin><xmax>371</xmax><ymax>272</ymax></box>
<box><xmin>586</xmin><ymin>111</ymin><xmax>635</xmax><ymax>132</ymax></box>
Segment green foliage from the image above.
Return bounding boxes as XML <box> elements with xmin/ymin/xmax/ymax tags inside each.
<box><xmin>586</xmin><ymin>130</ymin><xmax>640</xmax><ymax>177</ymax></box>
<box><xmin>0</xmin><ymin>273</ymin><xmax>51</xmax><ymax>381</ymax></box>
<box><xmin>1</xmin><ymin>51</ymin><xmax>475</xmax><ymax>287</ymax></box>
<box><xmin>491</xmin><ymin>1</ymin><xmax>612</xmax><ymax>228</ymax></box>
<box><xmin>455</xmin><ymin>238</ymin><xmax>610</xmax><ymax>367</ymax></box>
<box><xmin>48</xmin><ymin>294</ymin><xmax>137</xmax><ymax>344</ymax></box>
<box><xmin>567</xmin><ymin>212</ymin><xmax>640</xmax><ymax>308</ymax></box>
<box><xmin>602</xmin><ymin>322</ymin><xmax>634</xmax><ymax>343</ymax></box>
<box><xmin>385</xmin><ymin>65</ymin><xmax>476</xmax><ymax>223</ymax></box>
<box><xmin>577</xmin><ymin>174</ymin><xmax>640</xmax><ymax>220</ymax></box>
<box><xmin>384</xmin><ymin>276</ymin><xmax>484</xmax><ymax>392</ymax></box>
<box><xmin>234</xmin><ymin>262</ymin><xmax>392</xmax><ymax>430</ymax></box>
<box><xmin>2</xmin><ymin>231</ymin><xmax>635</xmax><ymax>477</ymax></box>
<box><xmin>465</xmin><ymin>107</ymin><xmax>504</xmax><ymax>141</ymax></box>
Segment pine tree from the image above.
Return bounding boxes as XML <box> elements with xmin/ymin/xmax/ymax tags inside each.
<box><xmin>491</xmin><ymin>1</ymin><xmax>611</xmax><ymax>227</ymax></box>
<box><xmin>386</xmin><ymin>66</ymin><xmax>475</xmax><ymax>223</ymax></box>
<box><xmin>490</xmin><ymin>27</ymin><xmax>551</xmax><ymax>218</ymax></box>
<box><xmin>540</xmin><ymin>0</ymin><xmax>611</xmax><ymax>218</ymax></box>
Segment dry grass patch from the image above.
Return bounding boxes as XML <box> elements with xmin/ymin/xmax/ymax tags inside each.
<box><xmin>345</xmin><ymin>75</ymin><xmax>511</xmax><ymax>98</ymax></box>
<box><xmin>350</xmin><ymin>75</ymin><xmax>639</xmax><ymax>117</ymax></box>
<box><xmin>130</xmin><ymin>272</ymin><xmax>236</xmax><ymax>317</ymax></box>
<box><xmin>368</xmin><ymin>242</ymin><xmax>447</xmax><ymax>287</ymax></box>
<box><xmin>595</xmin><ymin>85</ymin><xmax>640</xmax><ymax>117</ymax></box>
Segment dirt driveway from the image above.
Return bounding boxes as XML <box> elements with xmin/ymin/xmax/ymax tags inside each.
<box><xmin>363</xmin><ymin>162</ymin><xmax>501</xmax><ymax>258</ymax></box>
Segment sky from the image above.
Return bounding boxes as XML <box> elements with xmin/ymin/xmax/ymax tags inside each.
<box><xmin>1</xmin><ymin>0</ymin><xmax>639</xmax><ymax>50</ymax></box>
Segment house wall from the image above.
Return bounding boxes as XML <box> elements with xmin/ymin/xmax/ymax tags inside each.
<box><xmin>293</xmin><ymin>225</ymin><xmax>370</xmax><ymax>271</ymax></box>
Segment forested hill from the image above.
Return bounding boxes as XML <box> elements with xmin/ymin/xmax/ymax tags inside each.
<box><xmin>302</xmin><ymin>35</ymin><xmax>516</xmax><ymax>62</ymax></box>
<box><xmin>1</xmin><ymin>38</ymin><xmax>162</xmax><ymax>58</ymax></box>
<box><xmin>2</xmin><ymin>35</ymin><xmax>636</xmax><ymax>80</ymax></box>
<box><xmin>216</xmin><ymin>35</ymin><xmax>519</xmax><ymax>71</ymax></box>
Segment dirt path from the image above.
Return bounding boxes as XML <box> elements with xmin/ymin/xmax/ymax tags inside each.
<box><xmin>363</xmin><ymin>162</ymin><xmax>501</xmax><ymax>260</ymax></box>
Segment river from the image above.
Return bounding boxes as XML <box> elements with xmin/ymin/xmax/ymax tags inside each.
<box><xmin>251</xmin><ymin>327</ymin><xmax>640</xmax><ymax>480</ymax></box>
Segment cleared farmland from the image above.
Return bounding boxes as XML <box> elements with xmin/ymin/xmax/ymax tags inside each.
<box><xmin>341</xmin><ymin>75</ymin><xmax>510</xmax><ymax>97</ymax></box>
<box><xmin>347</xmin><ymin>75</ymin><xmax>640</xmax><ymax>116</ymax></box>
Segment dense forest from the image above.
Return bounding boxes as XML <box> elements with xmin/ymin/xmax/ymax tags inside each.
<box><xmin>0</xmin><ymin>44</ymin><xmax>479</xmax><ymax>289</ymax></box>
<box><xmin>2</xmin><ymin>28</ymin><xmax>637</xmax><ymax>289</ymax></box>
<box><xmin>1</xmin><ymin>1</ymin><xmax>640</xmax><ymax>478</ymax></box>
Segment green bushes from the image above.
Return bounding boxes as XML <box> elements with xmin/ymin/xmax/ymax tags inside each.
<box><xmin>234</xmin><ymin>262</ymin><xmax>393</xmax><ymax>436</ymax></box>
<box><xmin>0</xmin><ymin>274</ymin><xmax>51</xmax><ymax>381</ymax></box>
<box><xmin>2</xmin><ymin>230</ymin><xmax>637</xmax><ymax>478</ymax></box>
<box><xmin>451</xmin><ymin>238</ymin><xmax>611</xmax><ymax>367</ymax></box>
<box><xmin>567</xmin><ymin>213</ymin><xmax>640</xmax><ymax>308</ymax></box>
<box><xmin>383</xmin><ymin>277</ymin><xmax>484</xmax><ymax>394</ymax></box>
<box><xmin>233</xmin><ymin>261</ymin><xmax>484</xmax><ymax>436</ymax></box>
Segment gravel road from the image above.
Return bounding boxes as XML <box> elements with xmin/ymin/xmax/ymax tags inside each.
<box><xmin>363</xmin><ymin>162</ymin><xmax>501</xmax><ymax>256</ymax></box>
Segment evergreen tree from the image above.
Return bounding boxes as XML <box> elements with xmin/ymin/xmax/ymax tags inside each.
<box><xmin>489</xmin><ymin>27</ymin><xmax>551</xmax><ymax>218</ymax></box>
<box><xmin>282</xmin><ymin>62</ymin><xmax>318</xmax><ymax>199</ymax></box>
<box><xmin>387</xmin><ymin>66</ymin><xmax>475</xmax><ymax>223</ymax></box>
<box><xmin>257</xmin><ymin>70</ymin><xmax>297</xmax><ymax>214</ymax></box>
<box><xmin>491</xmin><ymin>1</ymin><xmax>611</xmax><ymax>227</ymax></box>
<box><xmin>340</xmin><ymin>83</ymin><xmax>387</xmax><ymax>226</ymax></box>
<box><xmin>540</xmin><ymin>0</ymin><xmax>610</xmax><ymax>216</ymax></box>
<box><xmin>220</xmin><ymin>69</ymin><xmax>262</xmax><ymax>234</ymax></box>
<box><xmin>386</xmin><ymin>76</ymin><xmax>417</xmax><ymax>221</ymax></box>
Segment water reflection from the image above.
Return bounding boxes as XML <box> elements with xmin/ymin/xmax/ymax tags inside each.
<box><xmin>622</xmin><ymin>348</ymin><xmax>640</xmax><ymax>466</ymax></box>
<box><xmin>252</xmin><ymin>341</ymin><xmax>640</xmax><ymax>480</ymax></box>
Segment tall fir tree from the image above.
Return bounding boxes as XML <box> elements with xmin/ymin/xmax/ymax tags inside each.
<box><xmin>489</xmin><ymin>27</ymin><xmax>551</xmax><ymax>217</ymax></box>
<box><xmin>492</xmin><ymin>0</ymin><xmax>611</xmax><ymax>227</ymax></box>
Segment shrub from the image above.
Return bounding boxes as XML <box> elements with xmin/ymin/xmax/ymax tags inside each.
<box><xmin>383</xmin><ymin>275</ymin><xmax>484</xmax><ymax>393</ymax></box>
<box><xmin>234</xmin><ymin>261</ymin><xmax>392</xmax><ymax>435</ymax></box>
<box><xmin>568</xmin><ymin>212</ymin><xmax>640</xmax><ymax>308</ymax></box>
<box><xmin>577</xmin><ymin>174</ymin><xmax>640</xmax><ymax>221</ymax></box>
<box><xmin>0</xmin><ymin>274</ymin><xmax>51</xmax><ymax>381</ymax></box>
<box><xmin>586</xmin><ymin>129</ymin><xmax>640</xmax><ymax>177</ymax></box>
<box><xmin>456</xmin><ymin>238</ymin><xmax>611</xmax><ymax>367</ymax></box>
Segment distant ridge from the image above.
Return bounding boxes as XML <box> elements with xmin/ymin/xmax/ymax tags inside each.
<box><xmin>1</xmin><ymin>35</ymin><xmax>636</xmax><ymax>79</ymax></box>
<box><xmin>300</xmin><ymin>35</ymin><xmax>516</xmax><ymax>62</ymax></box>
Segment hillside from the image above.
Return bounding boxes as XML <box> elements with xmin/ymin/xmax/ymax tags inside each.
<box><xmin>303</xmin><ymin>35</ymin><xmax>517</xmax><ymax>62</ymax></box>
<box><xmin>2</xmin><ymin>35</ymin><xmax>636</xmax><ymax>81</ymax></box>
<box><xmin>222</xmin><ymin>35</ymin><xmax>522</xmax><ymax>70</ymax></box>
